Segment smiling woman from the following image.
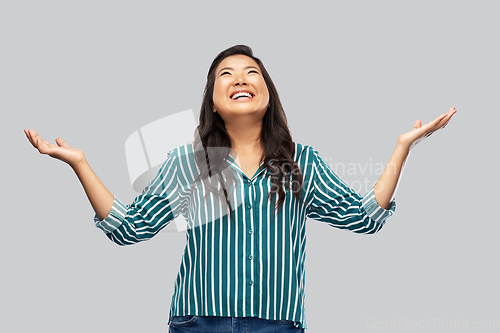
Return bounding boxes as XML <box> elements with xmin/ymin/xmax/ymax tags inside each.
<box><xmin>211</xmin><ymin>54</ymin><xmax>270</xmax><ymax>177</ymax></box>
<box><xmin>25</xmin><ymin>44</ymin><xmax>456</xmax><ymax>333</ymax></box>
<box><xmin>193</xmin><ymin>45</ymin><xmax>311</xmax><ymax>220</ymax></box>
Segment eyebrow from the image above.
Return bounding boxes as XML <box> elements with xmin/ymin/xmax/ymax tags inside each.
<box><xmin>217</xmin><ymin>66</ymin><xmax>260</xmax><ymax>76</ymax></box>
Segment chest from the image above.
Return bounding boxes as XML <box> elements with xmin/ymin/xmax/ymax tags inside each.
<box><xmin>233</xmin><ymin>153</ymin><xmax>263</xmax><ymax>179</ymax></box>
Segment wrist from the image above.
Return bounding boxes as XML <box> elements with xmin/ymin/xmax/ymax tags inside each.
<box><xmin>395</xmin><ymin>139</ymin><xmax>411</xmax><ymax>155</ymax></box>
<box><xmin>71</xmin><ymin>156</ymin><xmax>88</xmax><ymax>173</ymax></box>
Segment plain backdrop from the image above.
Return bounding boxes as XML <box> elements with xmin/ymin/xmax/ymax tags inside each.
<box><xmin>2</xmin><ymin>1</ymin><xmax>499</xmax><ymax>332</ymax></box>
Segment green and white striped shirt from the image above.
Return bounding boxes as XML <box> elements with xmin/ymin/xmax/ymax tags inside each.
<box><xmin>94</xmin><ymin>142</ymin><xmax>396</xmax><ymax>330</ymax></box>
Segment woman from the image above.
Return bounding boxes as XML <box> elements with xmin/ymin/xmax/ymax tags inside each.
<box><xmin>25</xmin><ymin>45</ymin><xmax>456</xmax><ymax>332</ymax></box>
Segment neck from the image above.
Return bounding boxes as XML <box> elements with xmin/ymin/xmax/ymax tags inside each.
<box><xmin>225</xmin><ymin>118</ymin><xmax>263</xmax><ymax>155</ymax></box>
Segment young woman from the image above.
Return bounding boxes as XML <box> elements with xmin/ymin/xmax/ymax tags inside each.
<box><xmin>25</xmin><ymin>45</ymin><xmax>456</xmax><ymax>332</ymax></box>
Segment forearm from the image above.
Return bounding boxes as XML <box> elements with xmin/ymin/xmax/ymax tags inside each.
<box><xmin>373</xmin><ymin>143</ymin><xmax>410</xmax><ymax>210</ymax></box>
<box><xmin>71</xmin><ymin>158</ymin><xmax>114</xmax><ymax>221</ymax></box>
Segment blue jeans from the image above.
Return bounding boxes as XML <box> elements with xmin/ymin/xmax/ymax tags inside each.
<box><xmin>168</xmin><ymin>315</ymin><xmax>305</xmax><ymax>332</ymax></box>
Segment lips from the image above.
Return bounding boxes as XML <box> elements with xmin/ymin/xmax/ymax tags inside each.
<box><xmin>230</xmin><ymin>90</ymin><xmax>255</xmax><ymax>100</ymax></box>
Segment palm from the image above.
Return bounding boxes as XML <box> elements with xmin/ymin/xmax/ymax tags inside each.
<box><xmin>24</xmin><ymin>129</ymin><xmax>85</xmax><ymax>168</ymax></box>
<box><xmin>398</xmin><ymin>107</ymin><xmax>457</xmax><ymax>151</ymax></box>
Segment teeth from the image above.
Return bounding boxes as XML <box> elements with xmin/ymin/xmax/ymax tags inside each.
<box><xmin>231</xmin><ymin>91</ymin><xmax>253</xmax><ymax>100</ymax></box>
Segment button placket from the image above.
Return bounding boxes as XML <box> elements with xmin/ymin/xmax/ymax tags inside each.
<box><xmin>244</xmin><ymin>177</ymin><xmax>255</xmax><ymax>290</ymax></box>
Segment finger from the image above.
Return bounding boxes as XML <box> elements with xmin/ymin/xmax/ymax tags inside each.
<box><xmin>434</xmin><ymin>115</ymin><xmax>449</xmax><ymax>129</ymax></box>
<box><xmin>413</xmin><ymin>120</ymin><xmax>422</xmax><ymax>130</ymax></box>
<box><xmin>436</xmin><ymin>110</ymin><xmax>456</xmax><ymax>129</ymax></box>
<box><xmin>25</xmin><ymin>130</ymin><xmax>57</xmax><ymax>154</ymax></box>
<box><xmin>37</xmin><ymin>139</ymin><xmax>58</xmax><ymax>155</ymax></box>
<box><xmin>428</xmin><ymin>113</ymin><xmax>447</xmax><ymax>129</ymax></box>
<box><xmin>34</xmin><ymin>132</ymin><xmax>42</xmax><ymax>147</ymax></box>
<box><xmin>55</xmin><ymin>137</ymin><xmax>69</xmax><ymax>147</ymax></box>
<box><xmin>25</xmin><ymin>129</ymin><xmax>35</xmax><ymax>147</ymax></box>
<box><xmin>29</xmin><ymin>130</ymin><xmax>40</xmax><ymax>146</ymax></box>
<box><xmin>441</xmin><ymin>110</ymin><xmax>457</xmax><ymax>129</ymax></box>
<box><xmin>28</xmin><ymin>129</ymin><xmax>39</xmax><ymax>140</ymax></box>
<box><xmin>419</xmin><ymin>114</ymin><xmax>445</xmax><ymax>131</ymax></box>
<box><xmin>34</xmin><ymin>133</ymin><xmax>51</xmax><ymax>149</ymax></box>
<box><xmin>425</xmin><ymin>111</ymin><xmax>455</xmax><ymax>135</ymax></box>
<box><xmin>414</xmin><ymin>114</ymin><xmax>447</xmax><ymax>138</ymax></box>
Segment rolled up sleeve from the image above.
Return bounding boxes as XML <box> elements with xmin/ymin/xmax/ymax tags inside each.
<box><xmin>361</xmin><ymin>187</ymin><xmax>396</xmax><ymax>225</ymax></box>
<box><xmin>94</xmin><ymin>196</ymin><xmax>128</xmax><ymax>234</ymax></box>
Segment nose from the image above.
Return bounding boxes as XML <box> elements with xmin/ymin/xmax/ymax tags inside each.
<box><xmin>233</xmin><ymin>75</ymin><xmax>248</xmax><ymax>86</ymax></box>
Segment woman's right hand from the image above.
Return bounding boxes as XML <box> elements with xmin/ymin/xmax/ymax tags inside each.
<box><xmin>24</xmin><ymin>129</ymin><xmax>86</xmax><ymax>169</ymax></box>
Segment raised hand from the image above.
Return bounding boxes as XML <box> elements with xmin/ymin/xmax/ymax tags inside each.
<box><xmin>24</xmin><ymin>129</ymin><xmax>86</xmax><ymax>169</ymax></box>
<box><xmin>397</xmin><ymin>107</ymin><xmax>457</xmax><ymax>151</ymax></box>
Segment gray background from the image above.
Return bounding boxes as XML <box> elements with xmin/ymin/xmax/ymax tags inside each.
<box><xmin>2</xmin><ymin>0</ymin><xmax>499</xmax><ymax>332</ymax></box>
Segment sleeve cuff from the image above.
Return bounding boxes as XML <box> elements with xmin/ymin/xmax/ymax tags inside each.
<box><xmin>361</xmin><ymin>187</ymin><xmax>396</xmax><ymax>224</ymax></box>
<box><xmin>94</xmin><ymin>196</ymin><xmax>128</xmax><ymax>234</ymax></box>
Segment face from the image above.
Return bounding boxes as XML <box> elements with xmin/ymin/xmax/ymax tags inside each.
<box><xmin>212</xmin><ymin>54</ymin><xmax>270</xmax><ymax>123</ymax></box>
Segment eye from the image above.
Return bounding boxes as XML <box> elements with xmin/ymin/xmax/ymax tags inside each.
<box><xmin>220</xmin><ymin>71</ymin><xmax>231</xmax><ymax>76</ymax></box>
<box><xmin>248</xmin><ymin>70</ymin><xmax>259</xmax><ymax>74</ymax></box>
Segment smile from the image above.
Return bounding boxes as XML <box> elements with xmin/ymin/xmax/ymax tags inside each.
<box><xmin>230</xmin><ymin>91</ymin><xmax>255</xmax><ymax>101</ymax></box>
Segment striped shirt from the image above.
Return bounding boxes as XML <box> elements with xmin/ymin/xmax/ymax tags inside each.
<box><xmin>94</xmin><ymin>142</ymin><xmax>396</xmax><ymax>330</ymax></box>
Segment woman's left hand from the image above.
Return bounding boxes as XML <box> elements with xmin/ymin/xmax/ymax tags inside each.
<box><xmin>397</xmin><ymin>107</ymin><xmax>457</xmax><ymax>151</ymax></box>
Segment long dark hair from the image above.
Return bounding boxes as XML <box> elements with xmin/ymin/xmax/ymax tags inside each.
<box><xmin>190</xmin><ymin>45</ymin><xmax>313</xmax><ymax>223</ymax></box>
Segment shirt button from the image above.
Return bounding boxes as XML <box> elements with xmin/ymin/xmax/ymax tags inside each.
<box><xmin>248</xmin><ymin>255</ymin><xmax>253</xmax><ymax>260</ymax></box>
<box><xmin>249</xmin><ymin>280</ymin><xmax>253</xmax><ymax>285</ymax></box>
<box><xmin>246</xmin><ymin>204</ymin><xmax>252</xmax><ymax>209</ymax></box>
<box><xmin>248</xmin><ymin>229</ymin><xmax>253</xmax><ymax>235</ymax></box>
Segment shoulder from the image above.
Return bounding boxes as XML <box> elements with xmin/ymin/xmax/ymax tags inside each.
<box><xmin>159</xmin><ymin>143</ymin><xmax>197</xmax><ymax>175</ymax></box>
<box><xmin>292</xmin><ymin>141</ymin><xmax>319</xmax><ymax>162</ymax></box>
<box><xmin>166</xmin><ymin>142</ymin><xmax>195</xmax><ymax>160</ymax></box>
<box><xmin>292</xmin><ymin>142</ymin><xmax>322</xmax><ymax>180</ymax></box>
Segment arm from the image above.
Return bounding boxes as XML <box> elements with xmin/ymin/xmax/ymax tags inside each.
<box><xmin>306</xmin><ymin>147</ymin><xmax>396</xmax><ymax>234</ymax></box>
<box><xmin>373</xmin><ymin>144</ymin><xmax>408</xmax><ymax>210</ymax></box>
<box><xmin>373</xmin><ymin>107</ymin><xmax>457</xmax><ymax>209</ymax></box>
<box><xmin>72</xmin><ymin>158</ymin><xmax>114</xmax><ymax>221</ymax></box>
<box><xmin>25</xmin><ymin>129</ymin><xmax>181</xmax><ymax>246</ymax></box>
